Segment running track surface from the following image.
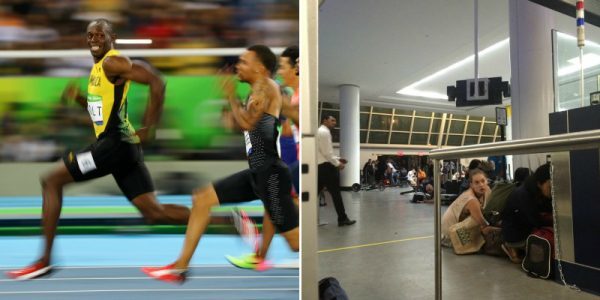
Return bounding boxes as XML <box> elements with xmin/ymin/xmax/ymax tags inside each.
<box><xmin>0</xmin><ymin>194</ymin><xmax>298</xmax><ymax>299</ymax></box>
<box><xmin>0</xmin><ymin>266</ymin><xmax>299</xmax><ymax>300</ymax></box>
<box><xmin>0</xmin><ymin>195</ymin><xmax>265</xmax><ymax>219</ymax></box>
<box><xmin>0</xmin><ymin>234</ymin><xmax>299</xmax><ymax>299</ymax></box>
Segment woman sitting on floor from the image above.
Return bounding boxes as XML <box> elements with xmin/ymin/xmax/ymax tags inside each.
<box><xmin>441</xmin><ymin>169</ymin><xmax>492</xmax><ymax>247</ymax></box>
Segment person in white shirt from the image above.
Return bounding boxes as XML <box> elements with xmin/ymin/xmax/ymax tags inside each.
<box><xmin>317</xmin><ymin>114</ymin><xmax>356</xmax><ymax>226</ymax></box>
<box><xmin>386</xmin><ymin>159</ymin><xmax>399</xmax><ymax>186</ymax></box>
<box><xmin>407</xmin><ymin>168</ymin><xmax>417</xmax><ymax>187</ymax></box>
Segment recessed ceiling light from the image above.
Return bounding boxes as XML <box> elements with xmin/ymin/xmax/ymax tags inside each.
<box><xmin>397</xmin><ymin>38</ymin><xmax>509</xmax><ymax>99</ymax></box>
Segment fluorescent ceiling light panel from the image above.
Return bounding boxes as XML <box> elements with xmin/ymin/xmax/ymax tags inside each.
<box><xmin>556</xmin><ymin>31</ymin><xmax>600</xmax><ymax>48</ymax></box>
<box><xmin>397</xmin><ymin>38</ymin><xmax>509</xmax><ymax>99</ymax></box>
<box><xmin>556</xmin><ymin>32</ymin><xmax>600</xmax><ymax>77</ymax></box>
<box><xmin>558</xmin><ymin>53</ymin><xmax>600</xmax><ymax>76</ymax></box>
<box><xmin>397</xmin><ymin>89</ymin><xmax>448</xmax><ymax>99</ymax></box>
<box><xmin>556</xmin><ymin>31</ymin><xmax>584</xmax><ymax>42</ymax></box>
<box><xmin>116</xmin><ymin>39</ymin><xmax>153</xmax><ymax>45</ymax></box>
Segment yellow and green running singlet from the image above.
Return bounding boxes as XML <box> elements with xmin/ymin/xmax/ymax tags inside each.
<box><xmin>87</xmin><ymin>49</ymin><xmax>139</xmax><ymax>143</ymax></box>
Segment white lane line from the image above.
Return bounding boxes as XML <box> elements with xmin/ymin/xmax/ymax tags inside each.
<box><xmin>0</xmin><ymin>265</ymin><xmax>231</xmax><ymax>270</ymax></box>
<box><xmin>0</xmin><ymin>288</ymin><xmax>299</xmax><ymax>294</ymax></box>
<box><xmin>0</xmin><ymin>264</ymin><xmax>299</xmax><ymax>270</ymax></box>
<box><xmin>0</xmin><ymin>275</ymin><xmax>298</xmax><ymax>282</ymax></box>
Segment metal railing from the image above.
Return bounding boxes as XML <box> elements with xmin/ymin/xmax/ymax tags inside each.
<box><xmin>429</xmin><ymin>128</ymin><xmax>600</xmax><ymax>300</ymax></box>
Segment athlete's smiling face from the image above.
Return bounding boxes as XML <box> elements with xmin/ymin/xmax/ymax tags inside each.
<box><xmin>86</xmin><ymin>22</ymin><xmax>114</xmax><ymax>62</ymax></box>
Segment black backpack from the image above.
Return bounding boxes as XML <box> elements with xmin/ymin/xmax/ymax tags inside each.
<box><xmin>522</xmin><ymin>227</ymin><xmax>554</xmax><ymax>279</ymax></box>
<box><xmin>319</xmin><ymin>277</ymin><xmax>349</xmax><ymax>300</ymax></box>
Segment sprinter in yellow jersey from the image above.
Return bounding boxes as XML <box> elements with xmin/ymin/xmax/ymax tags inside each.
<box><xmin>6</xmin><ymin>19</ymin><xmax>191</xmax><ymax>281</ymax></box>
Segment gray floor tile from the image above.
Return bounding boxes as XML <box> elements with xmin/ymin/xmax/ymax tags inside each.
<box><xmin>318</xmin><ymin>188</ymin><xmax>598</xmax><ymax>300</ymax></box>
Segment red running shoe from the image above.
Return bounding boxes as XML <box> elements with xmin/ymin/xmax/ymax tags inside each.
<box><xmin>141</xmin><ymin>263</ymin><xmax>187</xmax><ymax>283</ymax></box>
<box><xmin>6</xmin><ymin>262</ymin><xmax>52</xmax><ymax>280</ymax></box>
<box><xmin>231</xmin><ymin>208</ymin><xmax>260</xmax><ymax>253</ymax></box>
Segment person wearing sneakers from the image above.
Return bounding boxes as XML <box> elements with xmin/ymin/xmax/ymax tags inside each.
<box><xmin>226</xmin><ymin>46</ymin><xmax>301</xmax><ymax>271</ymax></box>
<box><xmin>6</xmin><ymin>19</ymin><xmax>191</xmax><ymax>281</ymax></box>
<box><xmin>142</xmin><ymin>45</ymin><xmax>299</xmax><ymax>282</ymax></box>
<box><xmin>225</xmin><ymin>209</ymin><xmax>275</xmax><ymax>272</ymax></box>
<box><xmin>501</xmin><ymin>164</ymin><xmax>553</xmax><ymax>263</ymax></box>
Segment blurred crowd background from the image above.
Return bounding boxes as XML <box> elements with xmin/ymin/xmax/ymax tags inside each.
<box><xmin>0</xmin><ymin>0</ymin><xmax>299</xmax><ymax>162</ymax></box>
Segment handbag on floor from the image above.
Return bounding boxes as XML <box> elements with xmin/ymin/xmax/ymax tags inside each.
<box><xmin>449</xmin><ymin>216</ymin><xmax>485</xmax><ymax>254</ymax></box>
<box><xmin>522</xmin><ymin>227</ymin><xmax>554</xmax><ymax>279</ymax></box>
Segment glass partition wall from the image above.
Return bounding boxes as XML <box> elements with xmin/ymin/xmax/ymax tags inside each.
<box><xmin>553</xmin><ymin>30</ymin><xmax>600</xmax><ymax>111</ymax></box>
<box><xmin>318</xmin><ymin>102</ymin><xmax>501</xmax><ymax>147</ymax></box>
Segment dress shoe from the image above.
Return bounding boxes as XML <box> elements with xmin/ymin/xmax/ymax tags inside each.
<box><xmin>338</xmin><ymin>219</ymin><xmax>356</xmax><ymax>227</ymax></box>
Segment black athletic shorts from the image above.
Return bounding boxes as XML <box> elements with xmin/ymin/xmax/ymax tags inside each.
<box><xmin>62</xmin><ymin>135</ymin><xmax>154</xmax><ymax>201</ymax></box>
<box><xmin>213</xmin><ymin>159</ymin><xmax>298</xmax><ymax>233</ymax></box>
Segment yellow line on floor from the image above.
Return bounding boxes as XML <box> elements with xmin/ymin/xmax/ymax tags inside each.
<box><xmin>318</xmin><ymin>235</ymin><xmax>434</xmax><ymax>253</ymax></box>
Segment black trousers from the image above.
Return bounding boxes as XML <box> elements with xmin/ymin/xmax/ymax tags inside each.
<box><xmin>318</xmin><ymin>162</ymin><xmax>348</xmax><ymax>222</ymax></box>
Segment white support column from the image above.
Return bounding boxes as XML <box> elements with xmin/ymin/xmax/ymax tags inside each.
<box><xmin>300</xmin><ymin>0</ymin><xmax>319</xmax><ymax>298</ymax></box>
<box><xmin>339</xmin><ymin>84</ymin><xmax>361</xmax><ymax>187</ymax></box>
<box><xmin>509</xmin><ymin>0</ymin><xmax>555</xmax><ymax>169</ymax></box>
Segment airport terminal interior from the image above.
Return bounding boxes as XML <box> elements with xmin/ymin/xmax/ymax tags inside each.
<box><xmin>308</xmin><ymin>0</ymin><xmax>600</xmax><ymax>299</ymax></box>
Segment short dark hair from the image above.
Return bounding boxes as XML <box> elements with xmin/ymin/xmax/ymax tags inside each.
<box><xmin>524</xmin><ymin>163</ymin><xmax>552</xmax><ymax>197</ymax></box>
<box><xmin>533</xmin><ymin>163</ymin><xmax>551</xmax><ymax>184</ymax></box>
<box><xmin>247</xmin><ymin>45</ymin><xmax>277</xmax><ymax>76</ymax></box>
<box><xmin>513</xmin><ymin>167</ymin><xmax>532</xmax><ymax>185</ymax></box>
<box><xmin>281</xmin><ymin>45</ymin><xmax>299</xmax><ymax>68</ymax></box>
<box><xmin>321</xmin><ymin>114</ymin><xmax>335</xmax><ymax>123</ymax></box>
<box><xmin>478</xmin><ymin>161</ymin><xmax>495</xmax><ymax>178</ymax></box>
<box><xmin>464</xmin><ymin>159</ymin><xmax>482</xmax><ymax>179</ymax></box>
<box><xmin>88</xmin><ymin>18</ymin><xmax>115</xmax><ymax>35</ymax></box>
<box><xmin>468</xmin><ymin>159</ymin><xmax>482</xmax><ymax>170</ymax></box>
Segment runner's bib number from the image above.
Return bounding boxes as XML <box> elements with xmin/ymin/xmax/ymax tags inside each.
<box><xmin>76</xmin><ymin>151</ymin><xmax>97</xmax><ymax>174</ymax></box>
<box><xmin>87</xmin><ymin>94</ymin><xmax>103</xmax><ymax>125</ymax></box>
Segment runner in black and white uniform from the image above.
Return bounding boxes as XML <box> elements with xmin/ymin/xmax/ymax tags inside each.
<box><xmin>214</xmin><ymin>112</ymin><xmax>297</xmax><ymax>233</ymax></box>
<box><xmin>142</xmin><ymin>45</ymin><xmax>299</xmax><ymax>283</ymax></box>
